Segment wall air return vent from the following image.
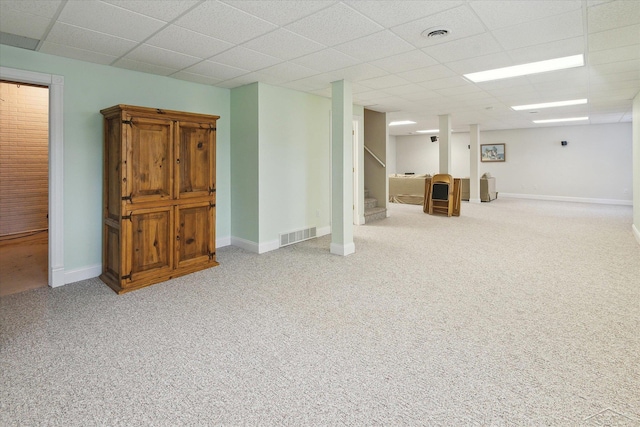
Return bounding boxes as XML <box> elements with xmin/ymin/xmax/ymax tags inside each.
<box><xmin>280</xmin><ymin>226</ymin><xmax>317</xmax><ymax>247</ymax></box>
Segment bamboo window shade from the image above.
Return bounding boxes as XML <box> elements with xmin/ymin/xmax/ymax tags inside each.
<box><xmin>0</xmin><ymin>81</ymin><xmax>49</xmax><ymax>237</ymax></box>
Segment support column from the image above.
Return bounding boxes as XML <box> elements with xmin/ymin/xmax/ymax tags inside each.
<box><xmin>469</xmin><ymin>124</ymin><xmax>481</xmax><ymax>204</ymax></box>
<box><xmin>439</xmin><ymin>114</ymin><xmax>451</xmax><ymax>174</ymax></box>
<box><xmin>330</xmin><ymin>80</ymin><xmax>355</xmax><ymax>256</ymax></box>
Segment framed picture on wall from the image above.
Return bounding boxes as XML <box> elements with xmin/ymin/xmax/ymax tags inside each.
<box><xmin>480</xmin><ymin>144</ymin><xmax>505</xmax><ymax>162</ymax></box>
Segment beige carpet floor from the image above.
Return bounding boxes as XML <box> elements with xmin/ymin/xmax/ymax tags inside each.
<box><xmin>1</xmin><ymin>199</ymin><xmax>639</xmax><ymax>426</ymax></box>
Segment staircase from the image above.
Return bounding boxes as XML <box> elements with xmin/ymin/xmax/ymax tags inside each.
<box><xmin>364</xmin><ymin>189</ymin><xmax>387</xmax><ymax>223</ymax></box>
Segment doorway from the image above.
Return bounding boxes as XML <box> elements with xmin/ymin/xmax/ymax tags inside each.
<box><xmin>0</xmin><ymin>81</ymin><xmax>49</xmax><ymax>296</ymax></box>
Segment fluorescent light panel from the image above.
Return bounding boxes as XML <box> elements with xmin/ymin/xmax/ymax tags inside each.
<box><xmin>464</xmin><ymin>54</ymin><xmax>584</xmax><ymax>83</ymax></box>
<box><xmin>512</xmin><ymin>99</ymin><xmax>587</xmax><ymax>111</ymax></box>
<box><xmin>533</xmin><ymin>117</ymin><xmax>589</xmax><ymax>124</ymax></box>
<box><xmin>416</xmin><ymin>129</ymin><xmax>439</xmax><ymax>133</ymax></box>
<box><xmin>389</xmin><ymin>120</ymin><xmax>416</xmax><ymax>126</ymax></box>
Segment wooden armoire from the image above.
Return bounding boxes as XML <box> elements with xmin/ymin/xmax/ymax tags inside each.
<box><xmin>100</xmin><ymin>105</ymin><xmax>219</xmax><ymax>294</ymax></box>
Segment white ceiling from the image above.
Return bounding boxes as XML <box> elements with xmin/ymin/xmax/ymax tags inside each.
<box><xmin>1</xmin><ymin>0</ymin><xmax>638</xmax><ymax>135</ymax></box>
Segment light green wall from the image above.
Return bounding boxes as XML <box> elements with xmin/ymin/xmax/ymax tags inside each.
<box><xmin>230</xmin><ymin>83</ymin><xmax>260</xmax><ymax>242</ymax></box>
<box><xmin>0</xmin><ymin>45</ymin><xmax>230</xmax><ymax>271</ymax></box>
<box><xmin>258</xmin><ymin>83</ymin><xmax>331</xmax><ymax>244</ymax></box>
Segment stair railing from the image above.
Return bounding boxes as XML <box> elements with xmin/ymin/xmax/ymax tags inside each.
<box><xmin>364</xmin><ymin>145</ymin><xmax>385</xmax><ymax>168</ymax></box>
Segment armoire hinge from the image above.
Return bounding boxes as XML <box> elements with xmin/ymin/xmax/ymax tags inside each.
<box><xmin>122</xmin><ymin>120</ymin><xmax>132</xmax><ymax>125</ymax></box>
<box><xmin>122</xmin><ymin>214</ymin><xmax>132</xmax><ymax>221</ymax></box>
<box><xmin>209</xmin><ymin>124</ymin><xmax>216</xmax><ymax>131</ymax></box>
<box><xmin>121</xmin><ymin>273</ymin><xmax>132</xmax><ymax>280</ymax></box>
<box><xmin>209</xmin><ymin>202</ymin><xmax>216</xmax><ymax>209</ymax></box>
<box><xmin>209</xmin><ymin>187</ymin><xmax>216</xmax><ymax>194</ymax></box>
<box><xmin>208</xmin><ymin>251</ymin><xmax>215</xmax><ymax>260</ymax></box>
<box><xmin>122</xmin><ymin>195</ymin><xmax>132</xmax><ymax>202</ymax></box>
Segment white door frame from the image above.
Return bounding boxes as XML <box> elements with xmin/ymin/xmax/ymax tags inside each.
<box><xmin>0</xmin><ymin>66</ymin><xmax>65</xmax><ymax>288</ymax></box>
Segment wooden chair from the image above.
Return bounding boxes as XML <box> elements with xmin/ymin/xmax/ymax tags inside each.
<box><xmin>424</xmin><ymin>173</ymin><xmax>452</xmax><ymax>216</ymax></box>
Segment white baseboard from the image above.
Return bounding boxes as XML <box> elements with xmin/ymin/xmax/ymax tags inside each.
<box><xmin>330</xmin><ymin>242</ymin><xmax>355</xmax><ymax>256</ymax></box>
<box><xmin>633</xmin><ymin>224</ymin><xmax>640</xmax><ymax>246</ymax></box>
<box><xmin>64</xmin><ymin>264</ymin><xmax>101</xmax><ymax>285</ymax></box>
<box><xmin>317</xmin><ymin>225</ymin><xmax>331</xmax><ymax>237</ymax></box>
<box><xmin>259</xmin><ymin>239</ymin><xmax>279</xmax><ymax>254</ymax></box>
<box><xmin>230</xmin><ymin>236</ymin><xmax>259</xmax><ymax>253</ymax></box>
<box><xmin>499</xmin><ymin>193</ymin><xmax>632</xmax><ymax>206</ymax></box>
<box><xmin>216</xmin><ymin>236</ymin><xmax>231</xmax><ymax>248</ymax></box>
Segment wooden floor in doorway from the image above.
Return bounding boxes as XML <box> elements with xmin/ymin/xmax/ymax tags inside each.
<box><xmin>0</xmin><ymin>231</ymin><xmax>48</xmax><ymax>297</ymax></box>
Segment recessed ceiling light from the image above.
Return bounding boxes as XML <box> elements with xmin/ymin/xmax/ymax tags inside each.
<box><xmin>421</xmin><ymin>27</ymin><xmax>450</xmax><ymax>39</ymax></box>
<box><xmin>512</xmin><ymin>99</ymin><xmax>587</xmax><ymax>111</ymax></box>
<box><xmin>389</xmin><ymin>120</ymin><xmax>416</xmax><ymax>126</ymax></box>
<box><xmin>416</xmin><ymin>129</ymin><xmax>439</xmax><ymax>133</ymax></box>
<box><xmin>533</xmin><ymin>117</ymin><xmax>589</xmax><ymax>124</ymax></box>
<box><xmin>464</xmin><ymin>54</ymin><xmax>584</xmax><ymax>83</ymax></box>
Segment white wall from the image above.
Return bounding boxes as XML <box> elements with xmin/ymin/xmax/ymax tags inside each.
<box><xmin>395</xmin><ymin>133</ymin><xmax>470</xmax><ymax>177</ymax></box>
<box><xmin>396</xmin><ymin>123</ymin><xmax>633</xmax><ymax>204</ymax></box>
<box><xmin>633</xmin><ymin>92</ymin><xmax>640</xmax><ymax>243</ymax></box>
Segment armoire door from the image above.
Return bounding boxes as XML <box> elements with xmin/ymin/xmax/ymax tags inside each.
<box><xmin>175</xmin><ymin>121</ymin><xmax>215</xmax><ymax>200</ymax></box>
<box><xmin>124</xmin><ymin>115</ymin><xmax>174</xmax><ymax>204</ymax></box>
<box><xmin>121</xmin><ymin>206</ymin><xmax>174</xmax><ymax>287</ymax></box>
<box><xmin>175</xmin><ymin>201</ymin><xmax>215</xmax><ymax>269</ymax></box>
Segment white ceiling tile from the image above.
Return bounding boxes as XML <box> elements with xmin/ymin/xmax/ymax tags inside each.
<box><xmin>101</xmin><ymin>0</ymin><xmax>199</xmax><ymax>22</ymax></box>
<box><xmin>589</xmin><ymin>59</ymin><xmax>640</xmax><ymax>76</ymax></box>
<box><xmin>209</xmin><ymin>46</ymin><xmax>282</xmax><ymax>72</ymax></box>
<box><xmin>391</xmin><ymin>5</ymin><xmax>486</xmax><ymax>48</ymax></box>
<box><xmin>172</xmin><ymin>71</ymin><xmax>224</xmax><ymax>86</ymax></box>
<box><xmin>401</xmin><ymin>89</ymin><xmax>442</xmax><ymax>102</ymax></box>
<box><xmin>526</xmin><ymin>67</ymin><xmax>589</xmax><ymax>84</ymax></box>
<box><xmin>285</xmin><ymin>2</ymin><xmax>382</xmax><ymax>47</ymax></box>
<box><xmin>242</xmin><ymin>29</ymin><xmax>325</xmax><ymax>60</ymax></box>
<box><xmin>370</xmin><ymin>50</ymin><xmax>437</xmax><ymax>74</ymax></box>
<box><xmin>424</xmin><ymin>32</ymin><xmax>503</xmax><ymax>64</ymax></box>
<box><xmin>333</xmin><ymin>30</ymin><xmax>415</xmax><ymax>62</ymax></box>
<box><xmin>589</xmin><ymin>44</ymin><xmax>640</xmax><ymax>65</ymax></box>
<box><xmin>220</xmin><ymin>1</ymin><xmax>336</xmax><ymax>26</ymax></box>
<box><xmin>184</xmin><ymin>60</ymin><xmax>250</xmax><ymax>81</ymax></box>
<box><xmin>0</xmin><ymin>9</ymin><xmax>52</xmax><ymax>39</ymax></box>
<box><xmin>248</xmin><ymin>62</ymin><xmax>319</xmax><ymax>84</ymax></box>
<box><xmin>469</xmin><ymin>1</ymin><xmax>581</xmax><ymax>30</ymax></box>
<box><xmin>325</xmin><ymin>63</ymin><xmax>388</xmax><ymax>81</ymax></box>
<box><xmin>0</xmin><ymin>0</ymin><xmax>62</xmax><ymax>18</ymax></box>
<box><xmin>435</xmin><ymin>84</ymin><xmax>486</xmax><ymax>97</ymax></box>
<box><xmin>492</xmin><ymin>10</ymin><xmax>584</xmax><ymax>50</ymax></box>
<box><xmin>588</xmin><ymin>24</ymin><xmax>640</xmax><ymax>51</ymax></box>
<box><xmin>444</xmin><ymin>52</ymin><xmax>513</xmax><ymax>74</ymax></box>
<box><xmin>145</xmin><ymin>25</ymin><xmax>234</xmax><ymax>59</ymax></box>
<box><xmin>588</xmin><ymin>0</ymin><xmax>640</xmax><ymax>33</ymax></box>
<box><xmin>590</xmin><ymin>70</ymin><xmax>639</xmax><ymax>85</ymax></box>
<box><xmin>39</xmin><ymin>41</ymin><xmax>117</xmax><ymax>65</ymax></box>
<box><xmin>58</xmin><ymin>0</ymin><xmax>166</xmax><ymax>42</ymax></box>
<box><xmin>589</xmin><ymin>112</ymin><xmax>627</xmax><ymax>124</ymax></box>
<box><xmin>507</xmin><ymin>37</ymin><xmax>585</xmax><ymax>64</ymax></box>
<box><xmin>289</xmin><ymin>48</ymin><xmax>361</xmax><ymax>73</ymax></box>
<box><xmin>419</xmin><ymin>76</ymin><xmax>468</xmax><ymax>90</ymax></box>
<box><xmin>345</xmin><ymin>1</ymin><xmax>463</xmax><ymax>28</ymax></box>
<box><xmin>216</xmin><ymin>72</ymin><xmax>263</xmax><ymax>88</ymax></box>
<box><xmin>113</xmin><ymin>58</ymin><xmax>177</xmax><ymax>75</ymax></box>
<box><xmin>175</xmin><ymin>1</ymin><xmax>277</xmax><ymax>44</ymax></box>
<box><xmin>397</xmin><ymin>64</ymin><xmax>457</xmax><ymax>83</ymax></box>
<box><xmin>359</xmin><ymin>74</ymin><xmax>412</xmax><ymax>90</ymax></box>
<box><xmin>382</xmin><ymin>84</ymin><xmax>432</xmax><ymax>96</ymax></box>
<box><xmin>125</xmin><ymin>44</ymin><xmax>201</xmax><ymax>70</ymax></box>
<box><xmin>46</xmin><ymin>22</ymin><xmax>137</xmax><ymax>58</ymax></box>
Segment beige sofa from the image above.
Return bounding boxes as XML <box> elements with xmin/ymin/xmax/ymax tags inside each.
<box><xmin>461</xmin><ymin>173</ymin><xmax>497</xmax><ymax>202</ymax></box>
<box><xmin>389</xmin><ymin>174</ymin><xmax>431</xmax><ymax>205</ymax></box>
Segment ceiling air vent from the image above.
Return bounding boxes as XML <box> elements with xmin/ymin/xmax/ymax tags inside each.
<box><xmin>421</xmin><ymin>28</ymin><xmax>450</xmax><ymax>39</ymax></box>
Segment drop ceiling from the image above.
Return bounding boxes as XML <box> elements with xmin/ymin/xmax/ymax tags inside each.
<box><xmin>0</xmin><ymin>0</ymin><xmax>638</xmax><ymax>135</ymax></box>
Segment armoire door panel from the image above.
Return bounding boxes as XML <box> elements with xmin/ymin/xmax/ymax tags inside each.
<box><xmin>126</xmin><ymin>116</ymin><xmax>174</xmax><ymax>203</ymax></box>
<box><xmin>123</xmin><ymin>206</ymin><xmax>174</xmax><ymax>284</ymax></box>
<box><xmin>175</xmin><ymin>202</ymin><xmax>215</xmax><ymax>268</ymax></box>
<box><xmin>176</xmin><ymin>121</ymin><xmax>215</xmax><ymax>199</ymax></box>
